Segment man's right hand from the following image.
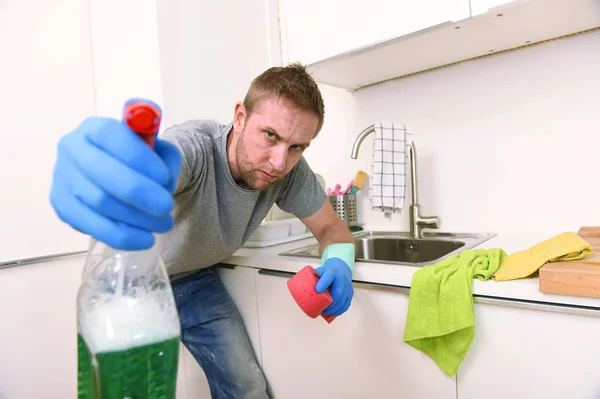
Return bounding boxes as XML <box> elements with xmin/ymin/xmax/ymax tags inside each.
<box><xmin>49</xmin><ymin>105</ymin><xmax>182</xmax><ymax>250</ymax></box>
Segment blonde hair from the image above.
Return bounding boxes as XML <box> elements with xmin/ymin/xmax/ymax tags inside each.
<box><xmin>243</xmin><ymin>63</ymin><xmax>325</xmax><ymax>135</ymax></box>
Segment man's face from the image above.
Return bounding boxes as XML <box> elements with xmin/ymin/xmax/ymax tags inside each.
<box><xmin>232</xmin><ymin>97</ymin><xmax>319</xmax><ymax>191</ymax></box>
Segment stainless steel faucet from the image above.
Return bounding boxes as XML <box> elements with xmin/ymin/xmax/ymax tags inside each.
<box><xmin>350</xmin><ymin>124</ymin><xmax>440</xmax><ymax>238</ymax></box>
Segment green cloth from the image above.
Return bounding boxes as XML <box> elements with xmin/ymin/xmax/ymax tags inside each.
<box><xmin>403</xmin><ymin>248</ymin><xmax>507</xmax><ymax>377</ymax></box>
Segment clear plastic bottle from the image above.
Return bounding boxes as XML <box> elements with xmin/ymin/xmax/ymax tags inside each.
<box><xmin>77</xmin><ymin>238</ymin><xmax>181</xmax><ymax>399</ymax></box>
<box><xmin>76</xmin><ymin>99</ymin><xmax>181</xmax><ymax>399</ymax></box>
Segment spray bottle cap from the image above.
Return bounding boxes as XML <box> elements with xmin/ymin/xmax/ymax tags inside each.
<box><xmin>123</xmin><ymin>99</ymin><xmax>162</xmax><ymax>147</ymax></box>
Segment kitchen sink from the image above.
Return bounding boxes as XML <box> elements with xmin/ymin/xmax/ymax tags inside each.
<box><xmin>279</xmin><ymin>230</ymin><xmax>496</xmax><ymax>267</ymax></box>
<box><xmin>356</xmin><ymin>236</ymin><xmax>464</xmax><ymax>263</ymax></box>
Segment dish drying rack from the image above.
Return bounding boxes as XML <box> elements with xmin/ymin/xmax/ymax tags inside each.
<box><xmin>243</xmin><ymin>218</ymin><xmax>314</xmax><ymax>248</ymax></box>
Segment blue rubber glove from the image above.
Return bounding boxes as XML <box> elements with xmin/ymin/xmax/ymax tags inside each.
<box><xmin>49</xmin><ymin>99</ymin><xmax>182</xmax><ymax>250</ymax></box>
<box><xmin>315</xmin><ymin>243</ymin><xmax>355</xmax><ymax>316</ymax></box>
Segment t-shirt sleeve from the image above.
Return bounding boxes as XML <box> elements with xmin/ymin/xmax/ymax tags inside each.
<box><xmin>158</xmin><ymin>121</ymin><xmax>206</xmax><ymax>194</ymax></box>
<box><xmin>276</xmin><ymin>156</ymin><xmax>327</xmax><ymax>219</ymax></box>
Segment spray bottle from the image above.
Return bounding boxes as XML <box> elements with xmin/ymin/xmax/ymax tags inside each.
<box><xmin>77</xmin><ymin>99</ymin><xmax>180</xmax><ymax>399</ymax></box>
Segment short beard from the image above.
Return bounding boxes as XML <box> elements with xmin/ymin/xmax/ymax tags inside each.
<box><xmin>235</xmin><ymin>129</ymin><xmax>263</xmax><ymax>190</ymax></box>
<box><xmin>234</xmin><ymin>129</ymin><xmax>282</xmax><ymax>191</ymax></box>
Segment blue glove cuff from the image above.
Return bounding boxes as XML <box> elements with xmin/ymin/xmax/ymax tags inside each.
<box><xmin>321</xmin><ymin>243</ymin><xmax>355</xmax><ymax>272</ymax></box>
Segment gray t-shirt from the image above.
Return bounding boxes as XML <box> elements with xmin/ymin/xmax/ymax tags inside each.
<box><xmin>158</xmin><ymin>119</ymin><xmax>326</xmax><ymax>281</ymax></box>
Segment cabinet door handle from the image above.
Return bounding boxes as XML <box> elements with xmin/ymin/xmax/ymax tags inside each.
<box><xmin>215</xmin><ymin>263</ymin><xmax>236</xmax><ymax>270</ymax></box>
<box><xmin>473</xmin><ymin>295</ymin><xmax>600</xmax><ymax>318</ymax></box>
<box><xmin>0</xmin><ymin>250</ymin><xmax>87</xmax><ymax>270</ymax></box>
<box><xmin>258</xmin><ymin>269</ymin><xmax>294</xmax><ymax>278</ymax></box>
<box><xmin>354</xmin><ymin>281</ymin><xmax>410</xmax><ymax>295</ymax></box>
<box><xmin>257</xmin><ymin>268</ymin><xmax>411</xmax><ymax>294</ymax></box>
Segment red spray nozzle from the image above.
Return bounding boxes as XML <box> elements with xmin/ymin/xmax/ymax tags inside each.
<box><xmin>123</xmin><ymin>100</ymin><xmax>162</xmax><ymax>148</ymax></box>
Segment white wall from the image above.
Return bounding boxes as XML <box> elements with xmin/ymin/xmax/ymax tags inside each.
<box><xmin>157</xmin><ymin>0</ymin><xmax>279</xmax><ymax>128</ymax></box>
<box><xmin>303</xmin><ymin>30</ymin><xmax>600</xmax><ymax>253</ymax></box>
<box><xmin>88</xmin><ymin>0</ymin><xmax>164</xmax><ymax>118</ymax></box>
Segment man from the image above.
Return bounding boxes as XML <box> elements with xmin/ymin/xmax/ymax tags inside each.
<box><xmin>50</xmin><ymin>63</ymin><xmax>356</xmax><ymax>398</ymax></box>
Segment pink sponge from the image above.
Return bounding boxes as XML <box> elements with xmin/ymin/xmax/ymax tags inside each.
<box><xmin>287</xmin><ymin>265</ymin><xmax>337</xmax><ymax>324</ymax></box>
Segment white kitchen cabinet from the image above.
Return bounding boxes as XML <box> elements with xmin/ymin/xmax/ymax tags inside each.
<box><xmin>280</xmin><ymin>0</ymin><xmax>471</xmax><ymax>65</ymax></box>
<box><xmin>301</xmin><ymin>0</ymin><xmax>600</xmax><ymax>91</ymax></box>
<box><xmin>473</xmin><ymin>0</ymin><xmax>600</xmax><ymax>49</ymax></box>
<box><xmin>255</xmin><ymin>270</ymin><xmax>456</xmax><ymax>399</ymax></box>
<box><xmin>0</xmin><ymin>256</ymin><xmax>86</xmax><ymax>399</ymax></box>
<box><xmin>457</xmin><ymin>301</ymin><xmax>600</xmax><ymax>399</ymax></box>
<box><xmin>218</xmin><ymin>265</ymin><xmax>263</xmax><ymax>366</ymax></box>
<box><xmin>182</xmin><ymin>265</ymin><xmax>263</xmax><ymax>399</ymax></box>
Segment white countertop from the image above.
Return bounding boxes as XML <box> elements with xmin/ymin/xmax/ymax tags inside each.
<box><xmin>225</xmin><ymin>231</ymin><xmax>600</xmax><ymax>310</ymax></box>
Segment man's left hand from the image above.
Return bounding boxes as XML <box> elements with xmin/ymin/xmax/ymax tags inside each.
<box><xmin>315</xmin><ymin>257</ymin><xmax>354</xmax><ymax>316</ymax></box>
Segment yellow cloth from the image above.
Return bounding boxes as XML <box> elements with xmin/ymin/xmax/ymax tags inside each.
<box><xmin>492</xmin><ymin>232</ymin><xmax>593</xmax><ymax>281</ymax></box>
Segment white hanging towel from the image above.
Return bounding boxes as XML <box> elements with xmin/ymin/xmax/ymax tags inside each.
<box><xmin>370</xmin><ymin>122</ymin><xmax>414</xmax><ymax>213</ymax></box>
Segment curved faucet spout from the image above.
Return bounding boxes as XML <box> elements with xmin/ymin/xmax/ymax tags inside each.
<box><xmin>350</xmin><ymin>124</ymin><xmax>375</xmax><ymax>159</ymax></box>
<box><xmin>349</xmin><ymin>123</ymin><xmax>441</xmax><ymax>238</ymax></box>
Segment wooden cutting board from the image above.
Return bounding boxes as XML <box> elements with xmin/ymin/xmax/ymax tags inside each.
<box><xmin>539</xmin><ymin>226</ymin><xmax>600</xmax><ymax>298</ymax></box>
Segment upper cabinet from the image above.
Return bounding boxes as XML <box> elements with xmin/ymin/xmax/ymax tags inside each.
<box><xmin>278</xmin><ymin>0</ymin><xmax>600</xmax><ymax>91</ymax></box>
<box><xmin>281</xmin><ymin>0</ymin><xmax>471</xmax><ymax>65</ymax></box>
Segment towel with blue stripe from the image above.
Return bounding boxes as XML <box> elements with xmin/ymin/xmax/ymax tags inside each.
<box><xmin>370</xmin><ymin>122</ymin><xmax>413</xmax><ymax>213</ymax></box>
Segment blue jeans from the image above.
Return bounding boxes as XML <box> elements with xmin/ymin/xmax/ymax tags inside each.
<box><xmin>171</xmin><ymin>266</ymin><xmax>270</xmax><ymax>399</ymax></box>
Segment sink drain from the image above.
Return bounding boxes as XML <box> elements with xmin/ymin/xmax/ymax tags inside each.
<box><xmin>404</xmin><ymin>243</ymin><xmax>420</xmax><ymax>252</ymax></box>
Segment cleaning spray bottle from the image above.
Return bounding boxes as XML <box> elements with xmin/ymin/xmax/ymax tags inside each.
<box><xmin>77</xmin><ymin>99</ymin><xmax>181</xmax><ymax>399</ymax></box>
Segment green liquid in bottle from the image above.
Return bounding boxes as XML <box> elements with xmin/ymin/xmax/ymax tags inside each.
<box><xmin>78</xmin><ymin>333</ymin><xmax>96</xmax><ymax>399</ymax></box>
<box><xmin>77</xmin><ymin>333</ymin><xmax>179</xmax><ymax>399</ymax></box>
